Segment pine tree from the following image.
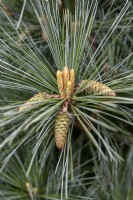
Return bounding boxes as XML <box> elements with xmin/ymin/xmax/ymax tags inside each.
<box><xmin>0</xmin><ymin>0</ymin><xmax>133</xmax><ymax>199</ymax></box>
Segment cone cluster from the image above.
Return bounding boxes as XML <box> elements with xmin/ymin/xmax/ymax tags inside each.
<box><xmin>81</xmin><ymin>80</ymin><xmax>116</xmax><ymax>96</ymax></box>
<box><xmin>56</xmin><ymin>66</ymin><xmax>75</xmax><ymax>99</ymax></box>
<box><xmin>19</xmin><ymin>72</ymin><xmax>115</xmax><ymax>150</ymax></box>
<box><xmin>55</xmin><ymin>111</ymin><xmax>70</xmax><ymax>149</ymax></box>
<box><xmin>19</xmin><ymin>92</ymin><xmax>47</xmax><ymax>111</ymax></box>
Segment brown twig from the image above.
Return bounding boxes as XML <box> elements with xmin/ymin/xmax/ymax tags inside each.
<box><xmin>46</xmin><ymin>94</ymin><xmax>60</xmax><ymax>98</ymax></box>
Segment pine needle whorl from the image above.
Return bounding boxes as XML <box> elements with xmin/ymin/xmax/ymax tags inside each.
<box><xmin>81</xmin><ymin>80</ymin><xmax>116</xmax><ymax>96</ymax></box>
<box><xmin>55</xmin><ymin>112</ymin><xmax>70</xmax><ymax>149</ymax></box>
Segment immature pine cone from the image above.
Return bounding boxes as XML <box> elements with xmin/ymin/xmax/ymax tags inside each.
<box><xmin>81</xmin><ymin>80</ymin><xmax>116</xmax><ymax>96</ymax></box>
<box><xmin>63</xmin><ymin>66</ymin><xmax>69</xmax><ymax>92</ymax></box>
<box><xmin>55</xmin><ymin>112</ymin><xmax>70</xmax><ymax>149</ymax></box>
<box><xmin>56</xmin><ymin>70</ymin><xmax>65</xmax><ymax>98</ymax></box>
<box><xmin>56</xmin><ymin>67</ymin><xmax>75</xmax><ymax>99</ymax></box>
<box><xmin>66</xmin><ymin>81</ymin><xmax>73</xmax><ymax>99</ymax></box>
<box><xmin>70</xmin><ymin>69</ymin><xmax>75</xmax><ymax>92</ymax></box>
<box><xmin>19</xmin><ymin>92</ymin><xmax>47</xmax><ymax>111</ymax></box>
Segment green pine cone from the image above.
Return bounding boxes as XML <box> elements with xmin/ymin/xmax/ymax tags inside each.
<box><xmin>80</xmin><ymin>80</ymin><xmax>116</xmax><ymax>96</ymax></box>
<box><xmin>54</xmin><ymin>112</ymin><xmax>70</xmax><ymax>149</ymax></box>
<box><xmin>19</xmin><ymin>92</ymin><xmax>47</xmax><ymax>111</ymax></box>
